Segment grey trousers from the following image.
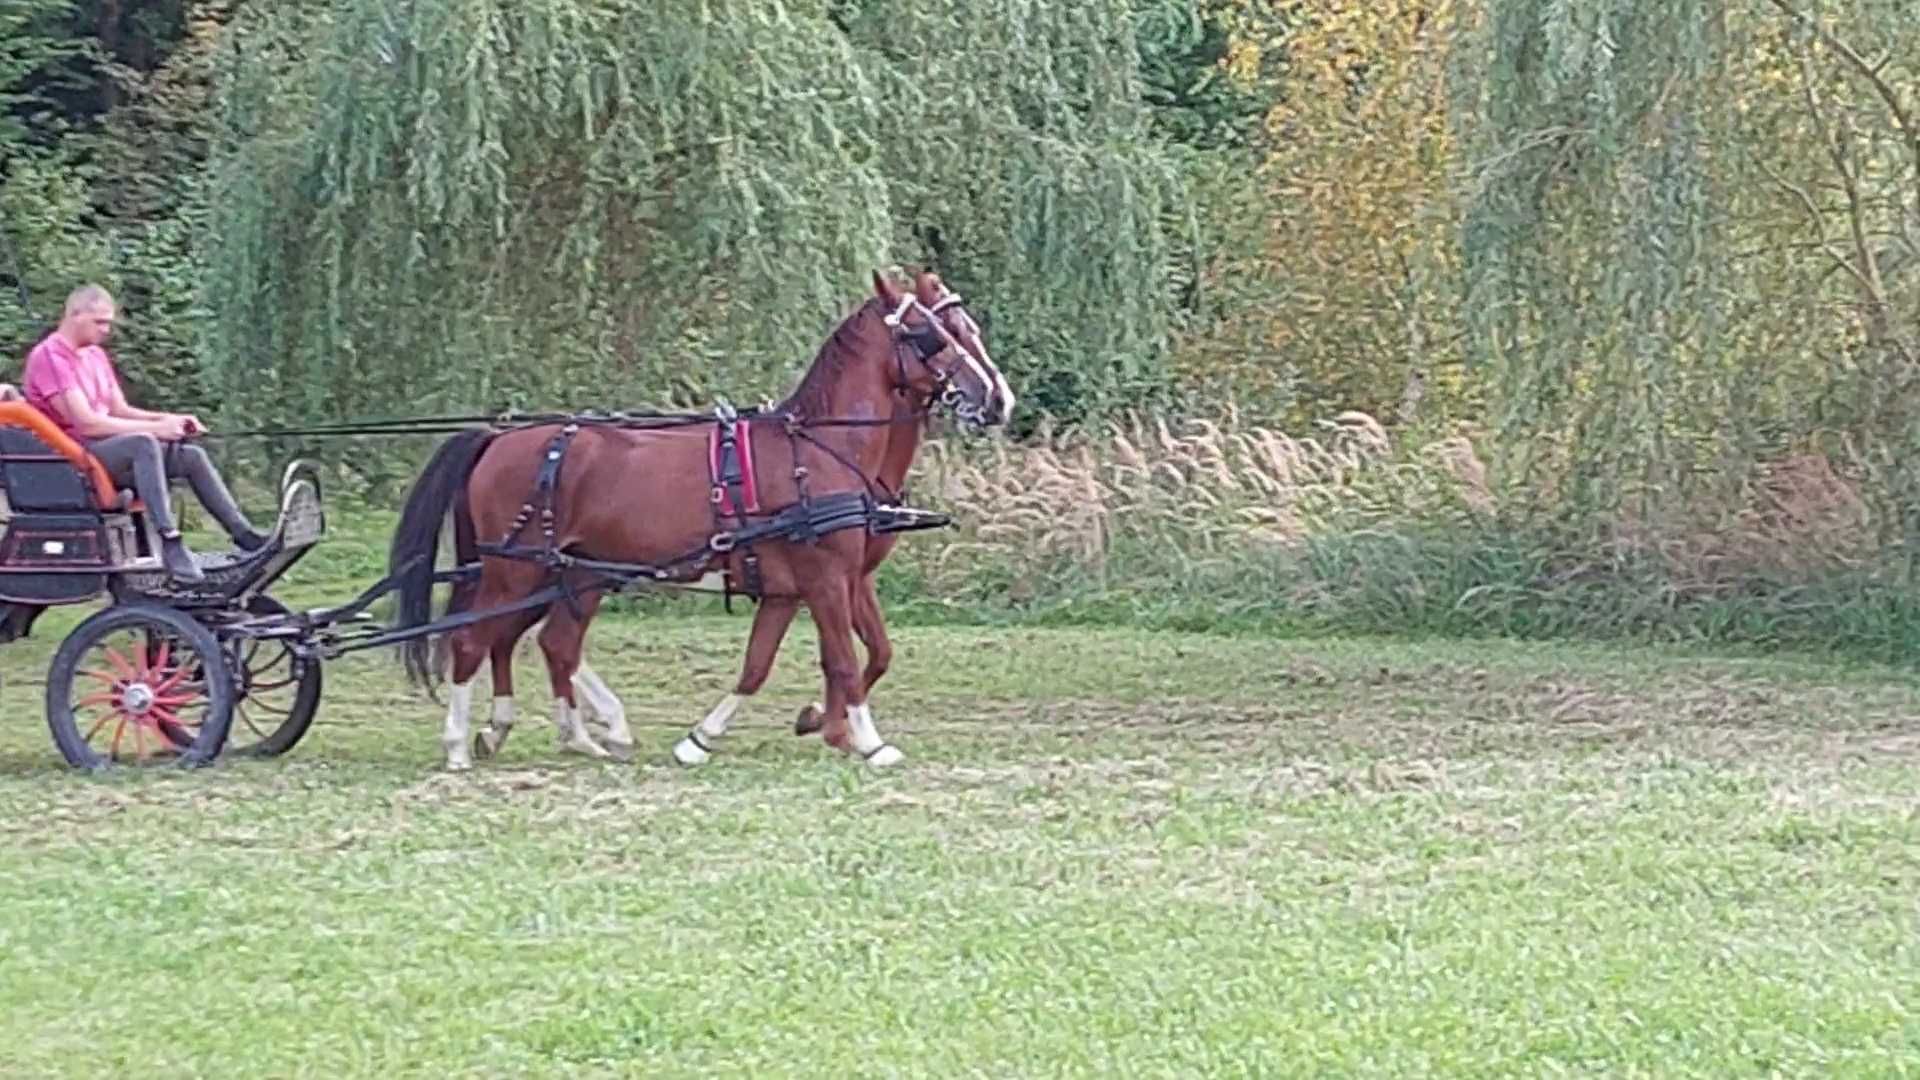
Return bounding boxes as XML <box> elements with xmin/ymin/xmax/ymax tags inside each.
<box><xmin>84</xmin><ymin>434</ymin><xmax>251</xmax><ymax>540</ymax></box>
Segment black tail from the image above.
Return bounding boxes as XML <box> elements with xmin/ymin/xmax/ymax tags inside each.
<box><xmin>388</xmin><ymin>428</ymin><xmax>497</xmax><ymax>689</ymax></box>
<box><xmin>427</xmin><ymin>481</ymin><xmax>483</xmax><ymax>681</ymax></box>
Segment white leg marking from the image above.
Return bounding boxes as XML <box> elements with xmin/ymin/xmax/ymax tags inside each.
<box><xmin>674</xmin><ymin>692</ymin><xmax>743</xmax><ymax>767</ymax></box>
<box><xmin>573</xmin><ymin>663</ymin><xmax>631</xmax><ymax>747</ymax></box>
<box><xmin>554</xmin><ymin>698</ymin><xmax>609</xmax><ymax>759</ymax></box>
<box><xmin>847</xmin><ymin>704</ymin><xmax>903</xmax><ymax>769</ymax></box>
<box><xmin>441</xmin><ymin>679</ymin><xmax>476</xmax><ymax>771</ymax></box>
<box><xmin>475</xmin><ymin>698</ymin><xmax>516</xmax><ymax>759</ymax></box>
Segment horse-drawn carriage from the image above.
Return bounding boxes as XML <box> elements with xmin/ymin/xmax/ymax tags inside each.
<box><xmin>0</xmin><ymin>399</ymin><xmax>327</xmax><ymax>767</ymax></box>
<box><xmin>1</xmin><ymin>270</ymin><xmax>1008</xmax><ymax>772</ymax></box>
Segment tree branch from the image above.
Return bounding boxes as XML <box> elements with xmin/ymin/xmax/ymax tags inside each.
<box><xmin>1767</xmin><ymin>0</ymin><xmax>1920</xmax><ymax>224</ymax></box>
<box><xmin>1748</xmin><ymin>148</ymin><xmax>1881</xmax><ymax>295</ymax></box>
<box><xmin>1792</xmin><ymin>44</ymin><xmax>1893</xmax><ymax>338</ymax></box>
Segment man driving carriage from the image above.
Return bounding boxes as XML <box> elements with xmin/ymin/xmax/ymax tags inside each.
<box><xmin>18</xmin><ymin>285</ymin><xmax>265</xmax><ymax>584</ymax></box>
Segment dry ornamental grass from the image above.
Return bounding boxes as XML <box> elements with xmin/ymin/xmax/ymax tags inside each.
<box><xmin>903</xmin><ymin>407</ymin><xmax>1885</xmax><ymax>611</ymax></box>
<box><xmin>906</xmin><ymin>407</ymin><xmax>1491</xmax><ymax>591</ymax></box>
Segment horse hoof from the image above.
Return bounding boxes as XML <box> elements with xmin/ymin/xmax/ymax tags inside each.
<box><xmin>672</xmin><ymin>737</ymin><xmax>710</xmax><ymax>767</ymax></box>
<box><xmin>605</xmin><ymin>740</ymin><xmax>635</xmax><ymax>764</ymax></box>
<box><xmin>559</xmin><ymin>734</ymin><xmax>611</xmax><ymax>759</ymax></box>
<box><xmin>441</xmin><ymin>739</ymin><xmax>472</xmax><ymax>771</ymax></box>
<box><xmin>793</xmin><ymin>703</ymin><xmax>824</xmax><ymax>737</ymax></box>
<box><xmin>865</xmin><ymin>744</ymin><xmax>905</xmax><ymax>769</ymax></box>
<box><xmin>472</xmin><ymin>733</ymin><xmax>496</xmax><ymax>760</ymax></box>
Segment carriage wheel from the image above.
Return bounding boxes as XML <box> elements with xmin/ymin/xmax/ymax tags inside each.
<box><xmin>45</xmin><ymin>604</ymin><xmax>235</xmax><ymax>771</ymax></box>
<box><xmin>222</xmin><ymin>596</ymin><xmax>323</xmax><ymax>758</ymax></box>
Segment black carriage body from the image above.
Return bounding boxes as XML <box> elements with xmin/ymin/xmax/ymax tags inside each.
<box><xmin>0</xmin><ymin>424</ymin><xmax>154</xmax><ymax>606</ymax></box>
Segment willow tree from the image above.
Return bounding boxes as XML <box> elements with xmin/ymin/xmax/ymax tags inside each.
<box><xmin>199</xmin><ymin>0</ymin><xmax>1183</xmax><ymax>428</ymax></box>
<box><xmin>1749</xmin><ymin>1</ymin><xmax>1920</xmax><ymax>566</ymax></box>
<box><xmin>1453</xmin><ymin>0</ymin><xmax>1920</xmax><ymax>553</ymax></box>
<box><xmin>1450</xmin><ymin>0</ymin><xmax>1733</xmax><ymax>531</ymax></box>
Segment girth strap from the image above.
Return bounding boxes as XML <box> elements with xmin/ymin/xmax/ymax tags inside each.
<box><xmin>709</xmin><ymin>401</ymin><xmax>764</xmax><ymax>608</ymax></box>
<box><xmin>497</xmin><ymin>421</ymin><xmax>582</xmax><ymax>561</ymax></box>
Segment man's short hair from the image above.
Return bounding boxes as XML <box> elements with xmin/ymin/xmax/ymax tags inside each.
<box><xmin>63</xmin><ymin>284</ymin><xmax>115</xmax><ymax>318</ymax></box>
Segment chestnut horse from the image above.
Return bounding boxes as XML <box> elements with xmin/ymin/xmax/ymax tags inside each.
<box><xmin>671</xmin><ymin>348</ymin><xmax>942</xmax><ymax>765</ymax></box>
<box><xmin>447</xmin><ymin>278</ymin><xmax>978</xmax><ymax>769</ymax></box>
<box><xmin>384</xmin><ymin>271</ymin><xmax>1012</xmax><ymax>770</ymax></box>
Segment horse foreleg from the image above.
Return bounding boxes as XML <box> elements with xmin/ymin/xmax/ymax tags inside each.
<box><xmin>795</xmin><ymin>572</ymin><xmax>887</xmax><ymax>738</ymax></box>
<box><xmin>674</xmin><ymin>596</ymin><xmax>799</xmax><ymax>766</ymax></box>
<box><xmin>807</xmin><ymin>573</ymin><xmax>900</xmax><ymax>768</ymax></box>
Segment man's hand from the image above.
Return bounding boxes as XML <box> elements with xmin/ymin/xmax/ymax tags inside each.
<box><xmin>158</xmin><ymin>414</ymin><xmax>204</xmax><ymax>440</ymax></box>
<box><xmin>0</xmin><ymin>383</ymin><xmax>21</xmax><ymax>402</ymax></box>
<box><xmin>154</xmin><ymin>415</ymin><xmax>196</xmax><ymax>441</ymax></box>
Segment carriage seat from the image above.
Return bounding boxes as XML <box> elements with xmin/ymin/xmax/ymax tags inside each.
<box><xmin>0</xmin><ymin>401</ymin><xmax>137</xmax><ymax>513</ymax></box>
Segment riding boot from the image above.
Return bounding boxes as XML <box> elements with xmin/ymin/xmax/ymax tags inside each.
<box><xmin>160</xmin><ymin>532</ymin><xmax>206</xmax><ymax>585</ymax></box>
<box><xmin>194</xmin><ymin>473</ymin><xmax>268</xmax><ymax>550</ymax></box>
<box><xmin>228</xmin><ymin>522</ymin><xmax>271</xmax><ymax>552</ymax></box>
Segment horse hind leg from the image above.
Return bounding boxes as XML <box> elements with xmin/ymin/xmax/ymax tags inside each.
<box><xmin>473</xmin><ymin>611</ymin><xmax>543</xmax><ymax>761</ymax></box>
<box><xmin>572</xmin><ymin>658</ymin><xmax>633</xmax><ymax>763</ymax></box>
<box><xmin>539</xmin><ymin>596</ymin><xmax>611</xmax><ymax>760</ymax></box>
<box><xmin>440</xmin><ymin>626</ymin><xmax>488</xmax><ymax>771</ymax></box>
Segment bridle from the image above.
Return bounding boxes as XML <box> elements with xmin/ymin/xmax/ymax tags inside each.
<box><xmin>753</xmin><ymin>287</ymin><xmax>999</xmax><ymax>519</ymax></box>
<box><xmin>883</xmin><ymin>292</ymin><xmax>992</xmax><ymax>426</ymax></box>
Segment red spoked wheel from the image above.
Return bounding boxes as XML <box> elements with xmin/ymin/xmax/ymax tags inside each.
<box><xmin>46</xmin><ymin>604</ymin><xmax>235</xmax><ymax>771</ymax></box>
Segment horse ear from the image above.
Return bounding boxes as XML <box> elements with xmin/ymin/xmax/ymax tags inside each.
<box><xmin>872</xmin><ymin>269</ymin><xmax>902</xmax><ymax>306</ymax></box>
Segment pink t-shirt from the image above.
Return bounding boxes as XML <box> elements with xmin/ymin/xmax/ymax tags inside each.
<box><xmin>23</xmin><ymin>332</ymin><xmax>121</xmax><ymax>437</ymax></box>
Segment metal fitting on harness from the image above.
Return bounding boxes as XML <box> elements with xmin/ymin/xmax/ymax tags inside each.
<box><xmin>708</xmin><ymin>532</ymin><xmax>736</xmax><ymax>553</ymax></box>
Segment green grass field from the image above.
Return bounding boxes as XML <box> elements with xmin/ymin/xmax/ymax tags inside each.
<box><xmin>2</xmin><ymin>594</ymin><xmax>1918</xmax><ymax>1076</ymax></box>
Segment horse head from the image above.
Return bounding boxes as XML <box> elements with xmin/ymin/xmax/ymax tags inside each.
<box><xmin>869</xmin><ymin>269</ymin><xmax>1015</xmax><ymax>431</ymax></box>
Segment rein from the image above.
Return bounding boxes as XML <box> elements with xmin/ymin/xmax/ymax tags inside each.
<box><xmin>207</xmin><ymin>288</ymin><xmax>979</xmax><ymax>445</ymax></box>
<box><xmin>201</xmin><ymin>404</ymin><xmax>930</xmax><ymax>441</ymax></box>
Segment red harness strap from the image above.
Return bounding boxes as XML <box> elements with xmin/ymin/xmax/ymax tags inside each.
<box><xmin>707</xmin><ymin>419</ymin><xmax>761</xmax><ymax>516</ymax></box>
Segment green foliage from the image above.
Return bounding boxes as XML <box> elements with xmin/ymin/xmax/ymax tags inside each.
<box><xmin>2</xmin><ymin>0</ymin><xmax>206</xmax><ymax>389</ymax></box>
<box><xmin>75</xmin><ymin>1</ymin><xmax>228</xmax><ymax>408</ymax></box>
<box><xmin>0</xmin><ymin>154</ymin><xmax>109</xmax><ymax>351</ymax></box>
<box><xmin>1452</xmin><ymin>0</ymin><xmax>1728</xmax><ymax>523</ymax></box>
<box><xmin>12</xmin><ymin>0</ymin><xmax>1920</xmax><ymax>666</ymax></box>
<box><xmin>1135</xmin><ymin>0</ymin><xmax>1266</xmax><ymax>151</ymax></box>
<box><xmin>1</xmin><ymin>0</ymin><xmax>87</xmax><ymax>349</ymax></box>
<box><xmin>200</xmin><ymin>0</ymin><xmax>1186</xmax><ymax>431</ymax></box>
<box><xmin>1452</xmin><ymin>0</ymin><xmax>1920</xmax><ymax>571</ymax></box>
<box><xmin>0</xmin><ymin>0</ymin><xmax>88</xmax><ymax>150</ymax></box>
